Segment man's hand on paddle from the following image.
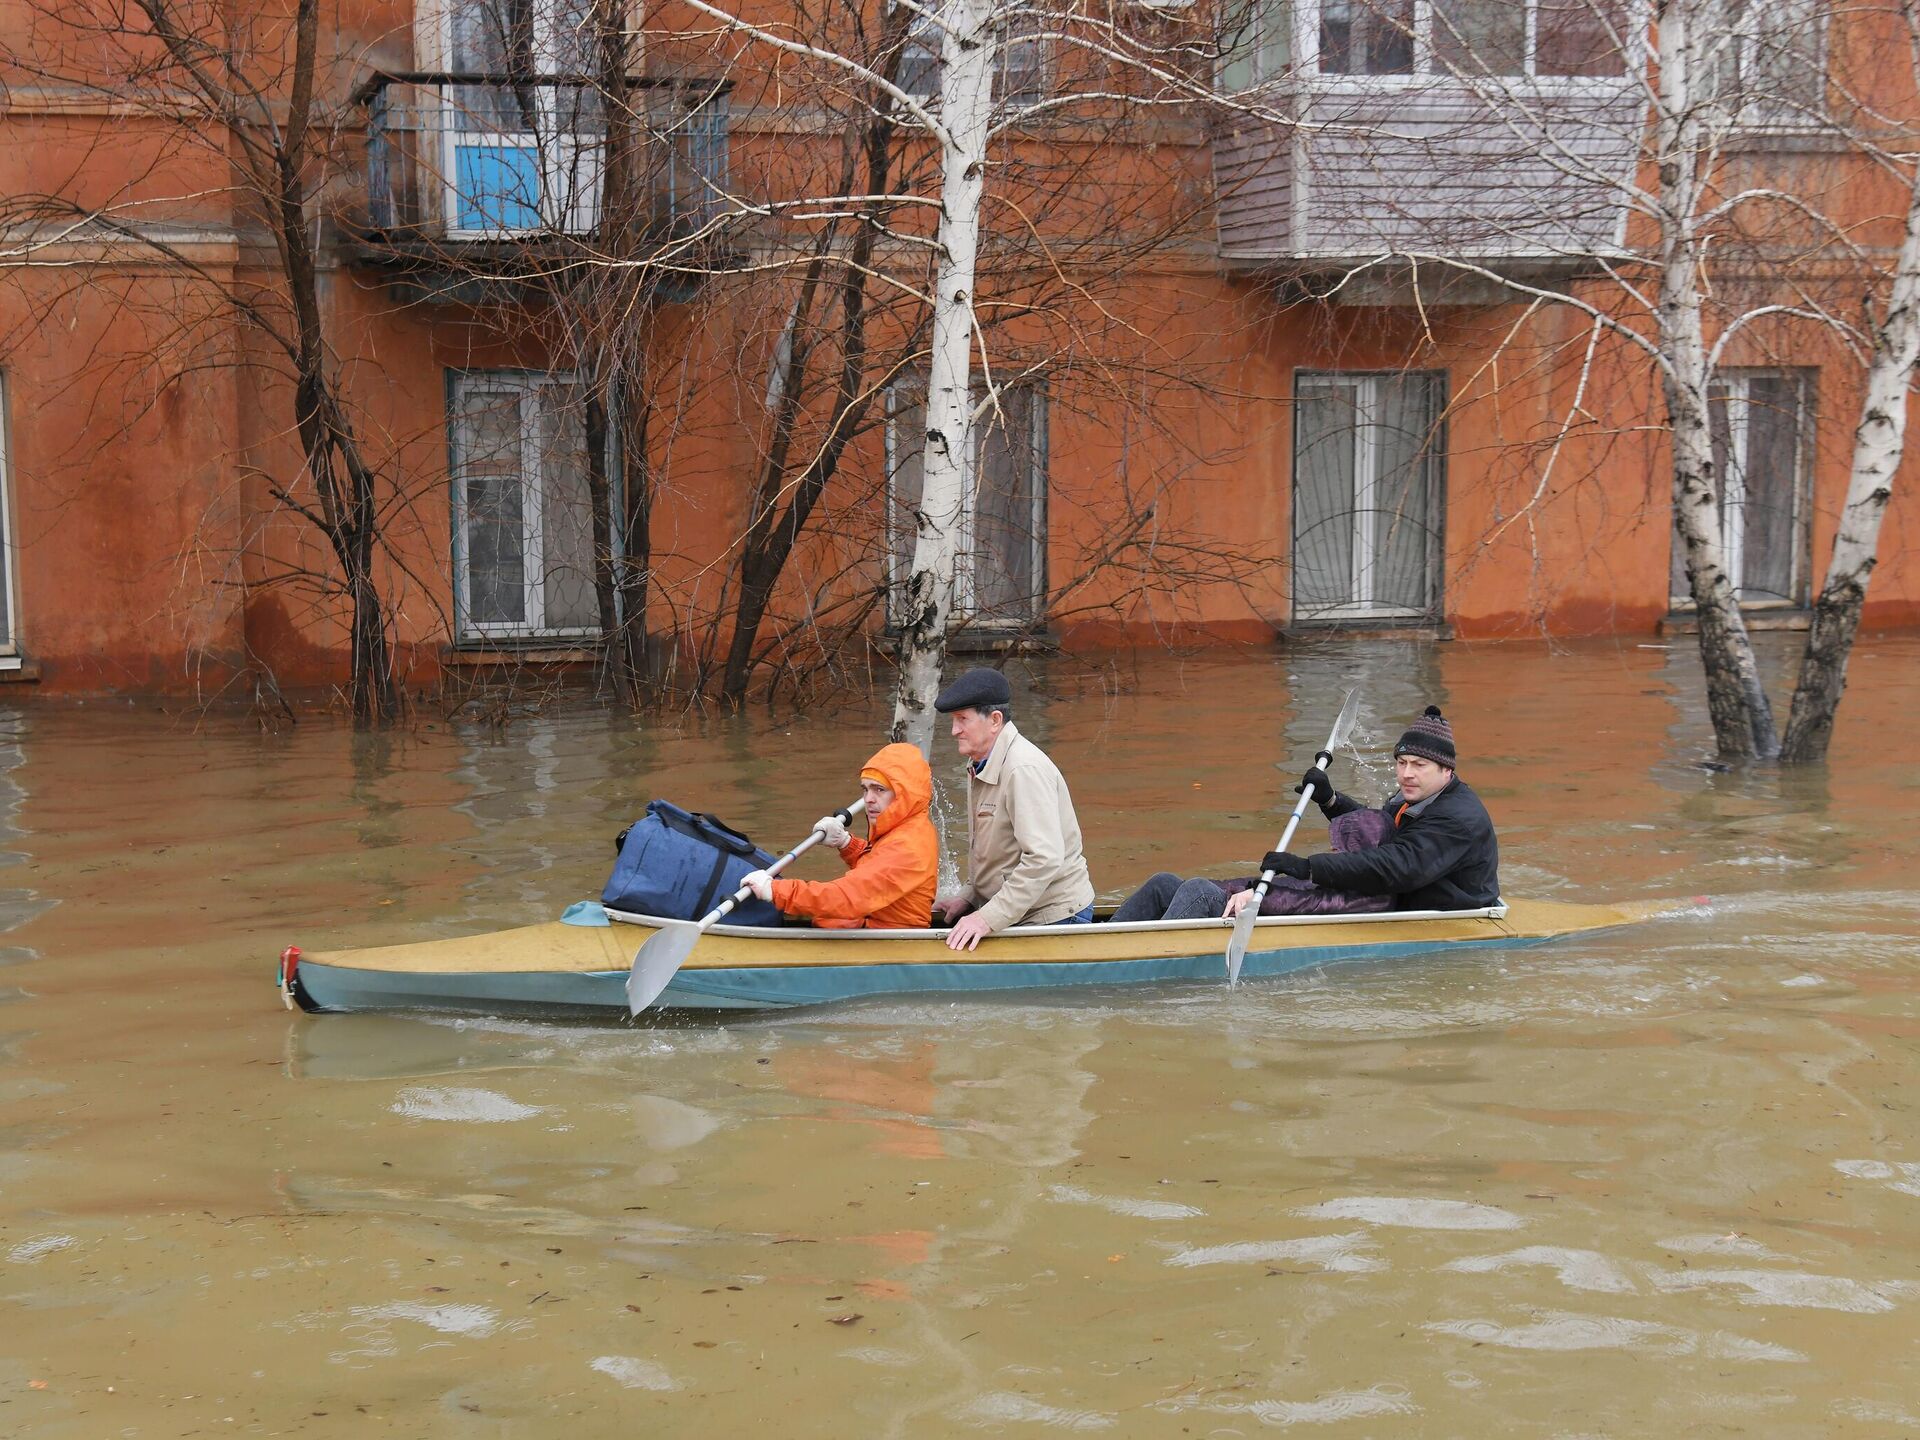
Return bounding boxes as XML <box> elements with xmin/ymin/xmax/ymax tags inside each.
<box><xmin>1261</xmin><ymin>851</ymin><xmax>1312</xmax><ymax>880</ymax></box>
<box><xmin>1223</xmin><ymin>889</ymin><xmax>1259</xmax><ymax>920</ymax></box>
<box><xmin>1294</xmin><ymin>767</ymin><xmax>1334</xmax><ymax>810</ymax></box>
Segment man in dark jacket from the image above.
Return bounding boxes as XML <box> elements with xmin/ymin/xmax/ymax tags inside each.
<box><xmin>1258</xmin><ymin>705</ymin><xmax>1500</xmax><ymax>912</ymax></box>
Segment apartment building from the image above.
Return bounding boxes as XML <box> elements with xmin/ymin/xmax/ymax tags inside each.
<box><xmin>0</xmin><ymin>0</ymin><xmax>1912</xmax><ymax>695</ymax></box>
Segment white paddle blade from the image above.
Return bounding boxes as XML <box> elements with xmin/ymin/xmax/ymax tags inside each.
<box><xmin>1225</xmin><ymin>901</ymin><xmax>1260</xmax><ymax>986</ymax></box>
<box><xmin>625</xmin><ymin>921</ymin><xmax>701</xmax><ymax>1015</ymax></box>
<box><xmin>1326</xmin><ymin>688</ymin><xmax>1362</xmax><ymax>757</ymax></box>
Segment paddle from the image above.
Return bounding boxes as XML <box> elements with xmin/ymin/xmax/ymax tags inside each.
<box><xmin>624</xmin><ymin>797</ymin><xmax>863</xmax><ymax>1016</ymax></box>
<box><xmin>1225</xmin><ymin>689</ymin><xmax>1362</xmax><ymax>987</ymax></box>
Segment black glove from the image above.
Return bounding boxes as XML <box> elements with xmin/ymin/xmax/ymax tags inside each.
<box><xmin>1293</xmin><ymin>766</ymin><xmax>1334</xmax><ymax>810</ymax></box>
<box><xmin>1260</xmin><ymin>851</ymin><xmax>1312</xmax><ymax>880</ymax></box>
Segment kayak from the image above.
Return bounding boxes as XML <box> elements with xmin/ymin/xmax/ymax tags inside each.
<box><xmin>279</xmin><ymin>896</ymin><xmax>1673</xmax><ymax>1018</ymax></box>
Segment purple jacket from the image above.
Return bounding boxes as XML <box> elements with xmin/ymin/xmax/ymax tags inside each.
<box><xmin>1220</xmin><ymin>809</ymin><xmax>1393</xmax><ymax>917</ymax></box>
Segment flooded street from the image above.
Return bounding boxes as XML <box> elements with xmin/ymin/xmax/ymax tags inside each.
<box><xmin>2</xmin><ymin>637</ymin><xmax>1917</xmax><ymax>1437</ymax></box>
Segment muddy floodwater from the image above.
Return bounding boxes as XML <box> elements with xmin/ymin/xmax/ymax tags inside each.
<box><xmin>2</xmin><ymin>637</ymin><xmax>1917</xmax><ymax>1437</ymax></box>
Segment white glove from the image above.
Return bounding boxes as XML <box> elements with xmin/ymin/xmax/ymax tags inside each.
<box><xmin>814</xmin><ymin>814</ymin><xmax>851</xmax><ymax>849</ymax></box>
<box><xmin>740</xmin><ymin>869</ymin><xmax>774</xmax><ymax>902</ymax></box>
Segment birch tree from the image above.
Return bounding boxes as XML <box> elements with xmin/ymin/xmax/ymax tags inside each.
<box><xmin>1779</xmin><ymin>6</ymin><xmax>1920</xmax><ymax>759</ymax></box>
<box><xmin>888</xmin><ymin>0</ymin><xmax>999</xmax><ymax>753</ymax></box>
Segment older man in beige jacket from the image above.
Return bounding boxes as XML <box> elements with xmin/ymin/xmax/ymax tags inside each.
<box><xmin>931</xmin><ymin>668</ymin><xmax>1096</xmax><ymax>951</ymax></box>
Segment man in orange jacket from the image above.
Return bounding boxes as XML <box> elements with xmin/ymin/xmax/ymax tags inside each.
<box><xmin>738</xmin><ymin>742</ymin><xmax>938</xmax><ymax>929</ymax></box>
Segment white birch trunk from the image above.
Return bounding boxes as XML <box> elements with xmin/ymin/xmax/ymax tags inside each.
<box><xmin>1655</xmin><ymin>0</ymin><xmax>1779</xmax><ymax>759</ymax></box>
<box><xmin>1780</xmin><ymin>150</ymin><xmax>1920</xmax><ymax>759</ymax></box>
<box><xmin>889</xmin><ymin>0</ymin><xmax>997</xmax><ymax>755</ymax></box>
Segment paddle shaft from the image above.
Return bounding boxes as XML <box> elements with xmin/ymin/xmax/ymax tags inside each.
<box><xmin>1225</xmin><ymin>689</ymin><xmax>1361</xmax><ymax>986</ymax></box>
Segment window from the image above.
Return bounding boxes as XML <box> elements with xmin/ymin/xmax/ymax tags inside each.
<box><xmin>1292</xmin><ymin>372</ymin><xmax>1445</xmax><ymax>621</ymax></box>
<box><xmin>1321</xmin><ymin>0</ymin><xmax>1414</xmax><ymax>75</ymax></box>
<box><xmin>441</xmin><ymin>0</ymin><xmax>603</xmax><ymax>235</ymax></box>
<box><xmin>1669</xmin><ymin>369</ymin><xmax>1812</xmax><ymax>608</ymax></box>
<box><xmin>449</xmin><ymin>372</ymin><xmax>601</xmax><ymax>641</ymax></box>
<box><xmin>1711</xmin><ymin>0</ymin><xmax>1824</xmax><ymax>125</ymax></box>
<box><xmin>1239</xmin><ymin>0</ymin><xmax>1629</xmax><ymax>79</ymax></box>
<box><xmin>1218</xmin><ymin>0</ymin><xmax>1292</xmax><ymax>90</ymax></box>
<box><xmin>895</xmin><ymin>2</ymin><xmax>1046</xmax><ymax>108</ymax></box>
<box><xmin>887</xmin><ymin>383</ymin><xmax>1048</xmax><ymax>629</ymax></box>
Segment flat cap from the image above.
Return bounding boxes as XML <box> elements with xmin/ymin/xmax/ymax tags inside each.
<box><xmin>934</xmin><ymin>667</ymin><xmax>1012</xmax><ymax>713</ymax></box>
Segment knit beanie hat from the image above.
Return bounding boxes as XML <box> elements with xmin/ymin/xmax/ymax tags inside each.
<box><xmin>1394</xmin><ymin>705</ymin><xmax>1457</xmax><ymax>767</ymax></box>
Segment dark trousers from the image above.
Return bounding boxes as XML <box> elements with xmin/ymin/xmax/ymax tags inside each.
<box><xmin>1111</xmin><ymin>872</ymin><xmax>1228</xmax><ymax>923</ymax></box>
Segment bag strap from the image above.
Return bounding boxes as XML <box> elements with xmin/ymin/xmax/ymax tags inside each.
<box><xmin>690</xmin><ymin>811</ymin><xmax>758</xmax><ymax>858</ymax></box>
<box><xmin>692</xmin><ymin>848</ymin><xmax>733</xmax><ymax>918</ymax></box>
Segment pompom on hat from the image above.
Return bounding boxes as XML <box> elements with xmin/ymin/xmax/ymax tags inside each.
<box><xmin>1394</xmin><ymin>705</ymin><xmax>1457</xmax><ymax>768</ymax></box>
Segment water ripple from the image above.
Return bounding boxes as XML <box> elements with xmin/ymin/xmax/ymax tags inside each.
<box><xmin>362</xmin><ymin>1301</ymin><xmax>503</xmax><ymax>1337</ymax></box>
<box><xmin>1249</xmin><ymin>1389</ymin><xmax>1418</xmax><ymax>1426</ymax></box>
<box><xmin>590</xmin><ymin>1355</ymin><xmax>677</xmax><ymax>1391</ymax></box>
<box><xmin>1833</xmin><ymin>1159</ymin><xmax>1920</xmax><ymax>1198</ymax></box>
<box><xmin>1647</xmin><ymin>1267</ymin><xmax>1900</xmax><ymax>1313</ymax></box>
<box><xmin>1047</xmin><ymin>1183</ymin><xmax>1204</xmax><ymax>1220</ymax></box>
<box><xmin>1164</xmin><ymin>1232</ymin><xmax>1384</xmax><ymax>1273</ymax></box>
<box><xmin>1427</xmin><ymin>1311</ymin><xmax>1804</xmax><ymax>1361</ymax></box>
<box><xmin>954</xmin><ymin>1390</ymin><xmax>1114</xmax><ymax>1430</ymax></box>
<box><xmin>7</xmin><ymin>1234</ymin><xmax>74</xmax><ymax>1263</ymax></box>
<box><xmin>1296</xmin><ymin>1197</ymin><xmax>1523</xmax><ymax>1231</ymax></box>
<box><xmin>1177</xmin><ymin>1386</ymin><xmax>1420</xmax><ymax>1427</ymax></box>
<box><xmin>392</xmin><ymin>1086</ymin><xmax>547</xmax><ymax>1123</ymax></box>
<box><xmin>1441</xmin><ymin>1246</ymin><xmax>1635</xmax><ymax>1293</ymax></box>
<box><xmin>1658</xmin><ymin>1232</ymin><xmax>1784</xmax><ymax>1260</ymax></box>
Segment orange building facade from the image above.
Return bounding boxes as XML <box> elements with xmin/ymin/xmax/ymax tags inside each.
<box><xmin>0</xmin><ymin>0</ymin><xmax>1916</xmax><ymax>698</ymax></box>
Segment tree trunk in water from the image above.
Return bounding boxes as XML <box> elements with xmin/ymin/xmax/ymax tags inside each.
<box><xmin>1780</xmin><ymin>153</ymin><xmax>1920</xmax><ymax>760</ymax></box>
<box><xmin>584</xmin><ymin>388</ymin><xmax>625</xmax><ymax>684</ymax></box>
<box><xmin>1654</xmin><ymin>0</ymin><xmax>1776</xmax><ymax>760</ymax></box>
<box><xmin>348</xmin><ymin>556</ymin><xmax>397</xmax><ymax>726</ymax></box>
<box><xmin>1666</xmin><ymin>371</ymin><xmax>1776</xmax><ymax>758</ymax></box>
<box><xmin>616</xmin><ymin>377</ymin><xmax>653</xmax><ymax>690</ymax></box>
<box><xmin>890</xmin><ymin>0</ymin><xmax>995</xmax><ymax>756</ymax></box>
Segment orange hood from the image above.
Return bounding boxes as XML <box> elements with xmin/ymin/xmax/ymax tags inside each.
<box><xmin>862</xmin><ymin>742</ymin><xmax>933</xmax><ymax>842</ymax></box>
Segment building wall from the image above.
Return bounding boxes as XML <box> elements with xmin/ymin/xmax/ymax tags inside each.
<box><xmin>0</xmin><ymin>1</ymin><xmax>1916</xmax><ymax>697</ymax></box>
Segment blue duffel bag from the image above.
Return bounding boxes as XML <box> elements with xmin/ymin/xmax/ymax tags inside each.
<box><xmin>601</xmin><ymin>800</ymin><xmax>785</xmax><ymax>926</ymax></box>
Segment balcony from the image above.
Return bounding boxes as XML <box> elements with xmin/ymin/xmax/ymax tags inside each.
<box><xmin>1211</xmin><ymin>0</ymin><xmax>1645</xmax><ymax>282</ymax></box>
<box><xmin>1213</xmin><ymin>82</ymin><xmax>1643</xmax><ymax>279</ymax></box>
<box><xmin>353</xmin><ymin>71</ymin><xmax>729</xmax><ymax>270</ymax></box>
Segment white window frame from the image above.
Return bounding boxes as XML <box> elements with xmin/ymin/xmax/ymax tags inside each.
<box><xmin>439</xmin><ymin>0</ymin><xmax>603</xmax><ymax>238</ymax></box>
<box><xmin>1292</xmin><ymin>370</ymin><xmax>1445</xmax><ymax>622</ymax></box>
<box><xmin>1669</xmin><ymin>368</ymin><xmax>1812</xmax><ymax>609</ymax></box>
<box><xmin>449</xmin><ymin>369</ymin><xmax>601</xmax><ymax>643</ymax></box>
<box><xmin>1713</xmin><ymin>0</ymin><xmax>1827</xmax><ymax>130</ymax></box>
<box><xmin>1255</xmin><ymin>0</ymin><xmax>1642</xmax><ymax>88</ymax></box>
<box><xmin>885</xmin><ymin>382</ymin><xmax>1048</xmax><ymax>629</ymax></box>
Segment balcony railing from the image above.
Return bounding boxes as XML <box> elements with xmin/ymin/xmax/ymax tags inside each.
<box><xmin>359</xmin><ymin>72</ymin><xmax>730</xmax><ymax>246</ymax></box>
